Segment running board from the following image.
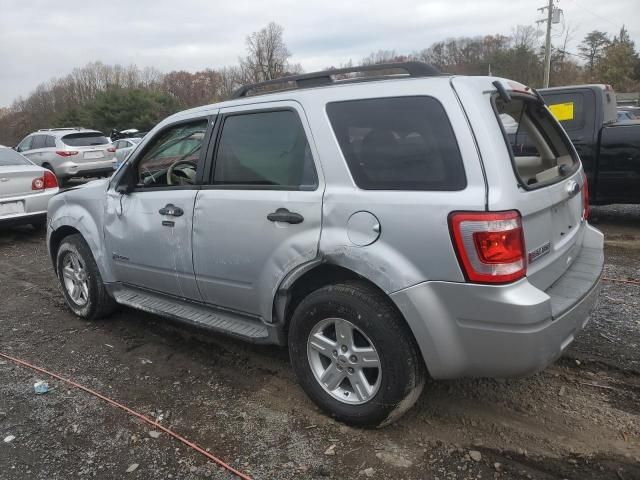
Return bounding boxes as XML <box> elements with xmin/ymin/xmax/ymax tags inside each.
<box><xmin>111</xmin><ymin>285</ymin><xmax>283</xmax><ymax>344</ymax></box>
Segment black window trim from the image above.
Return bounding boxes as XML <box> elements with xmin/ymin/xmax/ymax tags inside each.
<box><xmin>201</xmin><ymin>106</ymin><xmax>319</xmax><ymax>192</ymax></box>
<box><xmin>491</xmin><ymin>92</ymin><xmax>580</xmax><ymax>191</ymax></box>
<box><xmin>325</xmin><ymin>94</ymin><xmax>468</xmax><ymax>192</ymax></box>
<box><xmin>110</xmin><ymin>115</ymin><xmax>216</xmax><ymax>193</ymax></box>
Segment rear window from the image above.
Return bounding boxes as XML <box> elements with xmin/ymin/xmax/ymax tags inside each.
<box><xmin>62</xmin><ymin>132</ymin><xmax>109</xmax><ymax>147</ymax></box>
<box><xmin>0</xmin><ymin>148</ymin><xmax>32</xmax><ymax>166</ymax></box>
<box><xmin>326</xmin><ymin>96</ymin><xmax>466</xmax><ymax>191</ymax></box>
<box><xmin>543</xmin><ymin>92</ymin><xmax>586</xmax><ymax>132</ymax></box>
<box><xmin>495</xmin><ymin>96</ymin><xmax>577</xmax><ymax>188</ymax></box>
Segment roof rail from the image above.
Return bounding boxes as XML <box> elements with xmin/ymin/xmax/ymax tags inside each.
<box><xmin>37</xmin><ymin>127</ymin><xmax>83</xmax><ymax>132</ymax></box>
<box><xmin>231</xmin><ymin>62</ymin><xmax>443</xmax><ymax>99</ymax></box>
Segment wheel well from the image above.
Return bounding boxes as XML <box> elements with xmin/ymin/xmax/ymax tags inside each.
<box><xmin>49</xmin><ymin>226</ymin><xmax>81</xmax><ymax>272</ymax></box>
<box><xmin>281</xmin><ymin>264</ymin><xmax>391</xmax><ymax>329</ymax></box>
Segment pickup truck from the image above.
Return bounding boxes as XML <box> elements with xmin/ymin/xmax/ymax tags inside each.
<box><xmin>540</xmin><ymin>84</ymin><xmax>640</xmax><ymax>205</ymax></box>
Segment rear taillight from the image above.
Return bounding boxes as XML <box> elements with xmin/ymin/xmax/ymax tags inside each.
<box><xmin>449</xmin><ymin>210</ymin><xmax>526</xmax><ymax>284</ymax></box>
<box><xmin>32</xmin><ymin>170</ymin><xmax>58</xmax><ymax>190</ymax></box>
<box><xmin>56</xmin><ymin>150</ymin><xmax>78</xmax><ymax>157</ymax></box>
<box><xmin>107</xmin><ymin>147</ymin><xmax>116</xmax><ymax>153</ymax></box>
<box><xmin>582</xmin><ymin>173</ymin><xmax>590</xmax><ymax>220</ymax></box>
<box><xmin>43</xmin><ymin>170</ymin><xmax>58</xmax><ymax>189</ymax></box>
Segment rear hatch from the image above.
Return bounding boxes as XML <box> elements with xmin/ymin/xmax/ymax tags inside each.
<box><xmin>493</xmin><ymin>84</ymin><xmax>587</xmax><ymax>291</ymax></box>
<box><xmin>61</xmin><ymin>132</ymin><xmax>114</xmax><ymax>161</ymax></box>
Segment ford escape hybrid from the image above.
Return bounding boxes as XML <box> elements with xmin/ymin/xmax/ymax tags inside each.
<box><xmin>46</xmin><ymin>63</ymin><xmax>603</xmax><ymax>427</ymax></box>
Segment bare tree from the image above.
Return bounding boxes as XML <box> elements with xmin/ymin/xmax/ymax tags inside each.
<box><xmin>512</xmin><ymin>25</ymin><xmax>539</xmax><ymax>50</ymax></box>
<box><xmin>241</xmin><ymin>22</ymin><xmax>293</xmax><ymax>82</ymax></box>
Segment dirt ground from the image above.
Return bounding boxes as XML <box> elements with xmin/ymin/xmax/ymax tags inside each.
<box><xmin>0</xmin><ymin>204</ymin><xmax>639</xmax><ymax>480</ymax></box>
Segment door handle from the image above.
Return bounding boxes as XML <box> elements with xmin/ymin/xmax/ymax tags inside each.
<box><xmin>159</xmin><ymin>204</ymin><xmax>184</xmax><ymax>217</ymax></box>
<box><xmin>267</xmin><ymin>208</ymin><xmax>304</xmax><ymax>224</ymax></box>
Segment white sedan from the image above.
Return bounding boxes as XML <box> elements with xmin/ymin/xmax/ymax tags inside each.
<box><xmin>0</xmin><ymin>145</ymin><xmax>59</xmax><ymax>230</ymax></box>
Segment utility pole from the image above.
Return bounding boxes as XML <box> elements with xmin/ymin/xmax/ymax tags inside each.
<box><xmin>537</xmin><ymin>0</ymin><xmax>555</xmax><ymax>88</ymax></box>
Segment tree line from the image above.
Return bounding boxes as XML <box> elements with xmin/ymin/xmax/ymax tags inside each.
<box><xmin>0</xmin><ymin>22</ymin><xmax>638</xmax><ymax>146</ymax></box>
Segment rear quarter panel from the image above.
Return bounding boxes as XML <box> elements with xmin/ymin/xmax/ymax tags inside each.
<box><xmin>297</xmin><ymin>78</ymin><xmax>486</xmax><ymax>292</ymax></box>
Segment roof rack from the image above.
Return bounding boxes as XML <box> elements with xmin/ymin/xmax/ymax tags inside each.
<box><xmin>231</xmin><ymin>62</ymin><xmax>443</xmax><ymax>99</ymax></box>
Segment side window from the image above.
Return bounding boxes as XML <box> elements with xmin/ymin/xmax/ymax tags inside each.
<box><xmin>45</xmin><ymin>136</ymin><xmax>56</xmax><ymax>148</ymax></box>
<box><xmin>114</xmin><ymin>141</ymin><xmax>123</xmax><ymax>149</ymax></box>
<box><xmin>326</xmin><ymin>97</ymin><xmax>466</xmax><ymax>191</ymax></box>
<box><xmin>17</xmin><ymin>136</ymin><xmax>33</xmax><ymax>152</ymax></box>
<box><xmin>31</xmin><ymin>135</ymin><xmax>46</xmax><ymax>149</ymax></box>
<box><xmin>213</xmin><ymin>110</ymin><xmax>317</xmax><ymax>190</ymax></box>
<box><xmin>136</xmin><ymin>119</ymin><xmax>208</xmax><ymax>187</ymax></box>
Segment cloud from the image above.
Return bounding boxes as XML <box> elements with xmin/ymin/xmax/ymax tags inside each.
<box><xmin>0</xmin><ymin>0</ymin><xmax>638</xmax><ymax>106</ymax></box>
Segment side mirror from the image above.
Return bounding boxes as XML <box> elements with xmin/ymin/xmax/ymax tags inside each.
<box><xmin>115</xmin><ymin>162</ymin><xmax>136</xmax><ymax>194</ymax></box>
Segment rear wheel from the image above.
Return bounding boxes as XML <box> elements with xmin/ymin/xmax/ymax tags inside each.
<box><xmin>56</xmin><ymin>234</ymin><xmax>116</xmax><ymax>320</ymax></box>
<box><xmin>288</xmin><ymin>281</ymin><xmax>426</xmax><ymax>427</ymax></box>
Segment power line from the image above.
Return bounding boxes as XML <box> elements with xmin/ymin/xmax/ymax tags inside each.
<box><xmin>569</xmin><ymin>0</ymin><xmax>626</xmax><ymax>31</ymax></box>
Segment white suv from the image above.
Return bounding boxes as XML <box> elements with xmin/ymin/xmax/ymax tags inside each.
<box><xmin>46</xmin><ymin>63</ymin><xmax>604</xmax><ymax>427</ymax></box>
<box><xmin>16</xmin><ymin>128</ymin><xmax>116</xmax><ymax>183</ymax></box>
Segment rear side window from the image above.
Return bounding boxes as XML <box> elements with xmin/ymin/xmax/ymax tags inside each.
<box><xmin>495</xmin><ymin>96</ymin><xmax>577</xmax><ymax>187</ymax></box>
<box><xmin>213</xmin><ymin>110</ymin><xmax>317</xmax><ymax>190</ymax></box>
<box><xmin>62</xmin><ymin>132</ymin><xmax>109</xmax><ymax>147</ymax></box>
<box><xmin>326</xmin><ymin>96</ymin><xmax>466</xmax><ymax>191</ymax></box>
<box><xmin>45</xmin><ymin>135</ymin><xmax>56</xmax><ymax>148</ymax></box>
<box><xmin>0</xmin><ymin>148</ymin><xmax>31</xmax><ymax>166</ymax></box>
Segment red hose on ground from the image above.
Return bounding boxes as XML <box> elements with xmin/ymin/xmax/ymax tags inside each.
<box><xmin>0</xmin><ymin>352</ymin><xmax>253</xmax><ymax>480</ymax></box>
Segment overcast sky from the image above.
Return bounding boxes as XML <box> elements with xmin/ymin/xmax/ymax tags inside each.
<box><xmin>1</xmin><ymin>0</ymin><xmax>638</xmax><ymax>107</ymax></box>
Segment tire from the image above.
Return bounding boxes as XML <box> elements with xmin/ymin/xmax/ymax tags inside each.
<box><xmin>56</xmin><ymin>234</ymin><xmax>116</xmax><ymax>320</ymax></box>
<box><xmin>288</xmin><ymin>281</ymin><xmax>426</xmax><ymax>428</ymax></box>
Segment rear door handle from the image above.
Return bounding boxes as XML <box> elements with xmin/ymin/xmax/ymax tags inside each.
<box><xmin>159</xmin><ymin>203</ymin><xmax>184</xmax><ymax>217</ymax></box>
<box><xmin>267</xmin><ymin>208</ymin><xmax>304</xmax><ymax>224</ymax></box>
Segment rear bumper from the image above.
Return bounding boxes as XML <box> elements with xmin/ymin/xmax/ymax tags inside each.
<box><xmin>56</xmin><ymin>159</ymin><xmax>116</xmax><ymax>178</ymax></box>
<box><xmin>0</xmin><ymin>189</ymin><xmax>58</xmax><ymax>227</ymax></box>
<box><xmin>391</xmin><ymin>224</ymin><xmax>604</xmax><ymax>379</ymax></box>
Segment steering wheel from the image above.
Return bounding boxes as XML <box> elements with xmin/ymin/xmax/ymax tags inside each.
<box><xmin>167</xmin><ymin>160</ymin><xmax>197</xmax><ymax>185</ymax></box>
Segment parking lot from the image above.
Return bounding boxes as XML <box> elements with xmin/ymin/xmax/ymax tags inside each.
<box><xmin>0</xmin><ymin>204</ymin><xmax>639</xmax><ymax>480</ymax></box>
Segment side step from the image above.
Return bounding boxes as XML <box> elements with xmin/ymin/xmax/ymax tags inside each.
<box><xmin>111</xmin><ymin>285</ymin><xmax>282</xmax><ymax>344</ymax></box>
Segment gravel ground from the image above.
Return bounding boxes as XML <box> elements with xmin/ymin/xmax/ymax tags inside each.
<box><xmin>0</xmin><ymin>204</ymin><xmax>638</xmax><ymax>479</ymax></box>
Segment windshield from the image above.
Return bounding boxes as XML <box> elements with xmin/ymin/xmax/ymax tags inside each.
<box><xmin>62</xmin><ymin>132</ymin><xmax>109</xmax><ymax>147</ymax></box>
<box><xmin>0</xmin><ymin>148</ymin><xmax>32</xmax><ymax>166</ymax></box>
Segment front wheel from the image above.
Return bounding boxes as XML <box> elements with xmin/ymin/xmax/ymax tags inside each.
<box><xmin>56</xmin><ymin>234</ymin><xmax>116</xmax><ymax>320</ymax></box>
<box><xmin>288</xmin><ymin>281</ymin><xmax>426</xmax><ymax>427</ymax></box>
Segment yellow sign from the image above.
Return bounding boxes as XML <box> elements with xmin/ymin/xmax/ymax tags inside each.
<box><xmin>548</xmin><ymin>102</ymin><xmax>574</xmax><ymax>122</ymax></box>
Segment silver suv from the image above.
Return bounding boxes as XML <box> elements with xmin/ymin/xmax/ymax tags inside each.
<box><xmin>46</xmin><ymin>63</ymin><xmax>604</xmax><ymax>427</ymax></box>
<box><xmin>16</xmin><ymin>128</ymin><xmax>116</xmax><ymax>183</ymax></box>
